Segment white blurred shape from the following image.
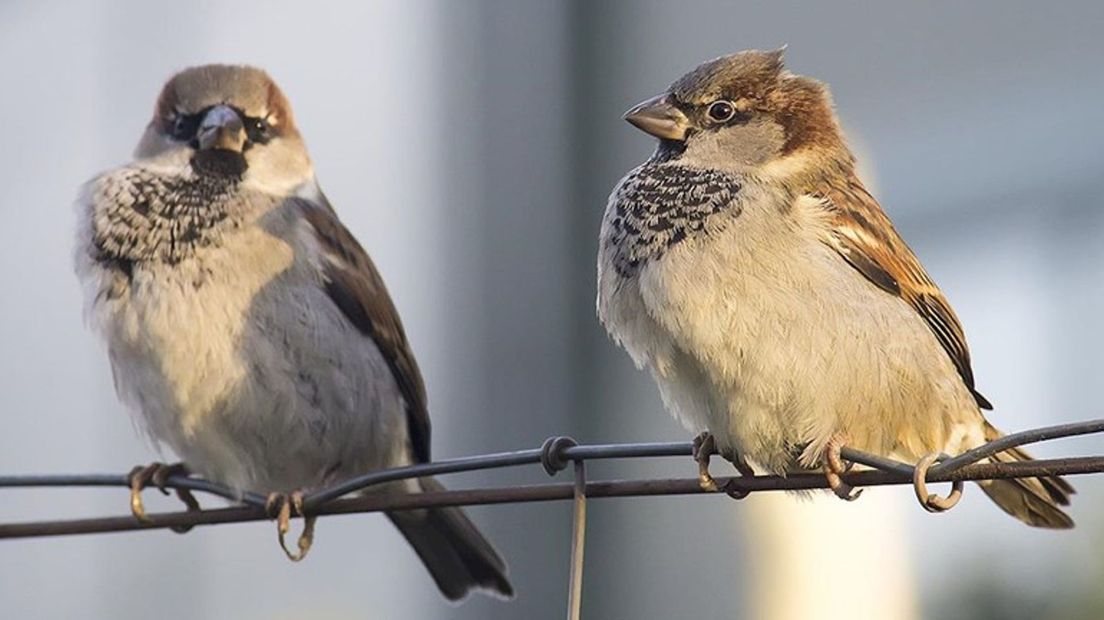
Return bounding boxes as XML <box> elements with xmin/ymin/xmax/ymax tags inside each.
<box><xmin>742</xmin><ymin>490</ymin><xmax>918</xmax><ymax>620</ymax></box>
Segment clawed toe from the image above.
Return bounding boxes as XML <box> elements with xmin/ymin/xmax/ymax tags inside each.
<box><xmin>912</xmin><ymin>452</ymin><xmax>963</xmax><ymax>513</ymax></box>
<box><xmin>823</xmin><ymin>434</ymin><xmax>862</xmax><ymax>501</ymax></box>
<box><xmin>266</xmin><ymin>490</ymin><xmax>316</xmax><ymax>562</ymax></box>
<box><xmin>693</xmin><ymin>432</ymin><xmax>721</xmax><ymax>492</ymax></box>
<box><xmin>127</xmin><ymin>462</ymin><xmax>200</xmax><ymax>532</ymax></box>
<box><xmin>693</xmin><ymin>431</ymin><xmax>752</xmax><ymax>499</ymax></box>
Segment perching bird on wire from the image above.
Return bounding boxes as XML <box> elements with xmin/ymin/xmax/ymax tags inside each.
<box><xmin>75</xmin><ymin>64</ymin><xmax>513</xmax><ymax>599</ymax></box>
<box><xmin>597</xmin><ymin>49</ymin><xmax>1075</xmax><ymax>528</ymax></box>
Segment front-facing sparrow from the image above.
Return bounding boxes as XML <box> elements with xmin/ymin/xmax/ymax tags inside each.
<box><xmin>76</xmin><ymin>64</ymin><xmax>513</xmax><ymax>599</ymax></box>
<box><xmin>597</xmin><ymin>49</ymin><xmax>1073</xmax><ymax>527</ymax></box>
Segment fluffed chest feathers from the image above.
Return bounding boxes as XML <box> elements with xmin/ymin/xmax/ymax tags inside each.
<box><xmin>85</xmin><ymin>169</ymin><xmax>301</xmax><ymax>438</ymax></box>
<box><xmin>602</xmin><ymin>162</ymin><xmax>745</xmax><ymax>278</ymax></box>
<box><xmin>90</xmin><ymin>168</ymin><xmax>252</xmax><ymax>272</ymax></box>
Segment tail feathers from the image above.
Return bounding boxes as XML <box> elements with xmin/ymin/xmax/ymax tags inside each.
<box><xmin>387</xmin><ymin>477</ymin><xmax>513</xmax><ymax>601</ymax></box>
<box><xmin>977</xmin><ymin>422</ymin><xmax>1075</xmax><ymax>529</ymax></box>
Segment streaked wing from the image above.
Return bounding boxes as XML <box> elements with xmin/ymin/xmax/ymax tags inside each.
<box><xmin>295</xmin><ymin>196</ymin><xmax>432</xmax><ymax>461</ymax></box>
<box><xmin>814</xmin><ymin>176</ymin><xmax>992</xmax><ymax>410</ymax></box>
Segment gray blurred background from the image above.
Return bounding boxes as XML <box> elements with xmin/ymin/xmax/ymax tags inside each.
<box><xmin>2</xmin><ymin>1</ymin><xmax>1103</xmax><ymax>618</ymax></box>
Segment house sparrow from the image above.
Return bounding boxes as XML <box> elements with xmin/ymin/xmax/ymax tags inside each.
<box><xmin>75</xmin><ymin>64</ymin><xmax>513</xmax><ymax>599</ymax></box>
<box><xmin>597</xmin><ymin>49</ymin><xmax>1074</xmax><ymax>528</ymax></box>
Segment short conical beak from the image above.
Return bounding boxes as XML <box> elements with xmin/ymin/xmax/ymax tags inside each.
<box><xmin>623</xmin><ymin>94</ymin><xmax>689</xmax><ymax>141</ymax></box>
<box><xmin>197</xmin><ymin>104</ymin><xmax>246</xmax><ymax>152</ymax></box>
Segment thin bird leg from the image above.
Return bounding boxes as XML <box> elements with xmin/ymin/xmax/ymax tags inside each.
<box><xmin>127</xmin><ymin>462</ymin><xmax>200</xmax><ymax>531</ymax></box>
<box><xmin>266</xmin><ymin>490</ymin><xmax>317</xmax><ymax>562</ymax></box>
<box><xmin>692</xmin><ymin>431</ymin><xmax>754</xmax><ymax>499</ymax></box>
<box><xmin>823</xmin><ymin>433</ymin><xmax>862</xmax><ymax>501</ymax></box>
<box><xmin>693</xmin><ymin>431</ymin><xmax>721</xmax><ymax>492</ymax></box>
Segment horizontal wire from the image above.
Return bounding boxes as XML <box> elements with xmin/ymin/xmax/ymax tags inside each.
<box><xmin>307</xmin><ymin>442</ymin><xmax>692</xmax><ymax>507</ymax></box>
<box><xmin>306</xmin><ymin>448</ymin><xmax>548</xmax><ymax>507</ymax></box>
<box><xmin>0</xmin><ymin>419</ymin><xmax>1100</xmax><ymax>540</ymax></box>
<box><xmin>2</xmin><ymin>456</ymin><xmax>1102</xmax><ymax>539</ymax></box>
<box><xmin>931</xmin><ymin>418</ymin><xmax>1104</xmax><ymax>474</ymax></box>
<box><xmin>0</xmin><ymin>473</ymin><xmax>268</xmax><ymax>507</ymax></box>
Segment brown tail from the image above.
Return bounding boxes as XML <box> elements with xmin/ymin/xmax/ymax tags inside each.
<box><xmin>386</xmin><ymin>476</ymin><xmax>513</xmax><ymax>601</ymax></box>
<box><xmin>976</xmin><ymin>422</ymin><xmax>1075</xmax><ymax>529</ymax></box>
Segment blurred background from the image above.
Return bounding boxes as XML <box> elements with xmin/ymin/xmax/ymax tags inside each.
<box><xmin>2</xmin><ymin>1</ymin><xmax>1103</xmax><ymax>618</ymax></box>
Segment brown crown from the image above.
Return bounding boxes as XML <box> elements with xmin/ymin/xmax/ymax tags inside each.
<box><xmin>672</xmin><ymin>49</ymin><xmax>846</xmax><ymax>155</ymax></box>
<box><xmin>153</xmin><ymin>64</ymin><xmax>298</xmax><ymax>138</ymax></box>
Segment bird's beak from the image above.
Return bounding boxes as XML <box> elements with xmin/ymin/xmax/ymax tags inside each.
<box><xmin>197</xmin><ymin>104</ymin><xmax>246</xmax><ymax>152</ymax></box>
<box><xmin>623</xmin><ymin>94</ymin><xmax>690</xmax><ymax>141</ymax></box>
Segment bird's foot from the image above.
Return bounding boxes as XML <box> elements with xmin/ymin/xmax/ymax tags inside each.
<box><xmin>822</xmin><ymin>433</ymin><xmax>862</xmax><ymax>501</ymax></box>
<box><xmin>127</xmin><ymin>462</ymin><xmax>200</xmax><ymax>533</ymax></box>
<box><xmin>692</xmin><ymin>432</ymin><xmax>721</xmax><ymax>492</ymax></box>
<box><xmin>266</xmin><ymin>490</ymin><xmax>317</xmax><ymax>562</ymax></box>
<box><xmin>692</xmin><ymin>431</ymin><xmax>753</xmax><ymax>499</ymax></box>
<box><xmin>912</xmin><ymin>452</ymin><xmax>963</xmax><ymax>513</ymax></box>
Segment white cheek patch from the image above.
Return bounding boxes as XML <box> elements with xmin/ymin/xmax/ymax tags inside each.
<box><xmin>240</xmin><ymin>156</ymin><xmax>314</xmax><ymax>196</ymax></box>
<box><xmin>759</xmin><ymin>150</ymin><xmax>816</xmax><ymax>180</ymax></box>
<box><xmin>140</xmin><ymin>148</ymin><xmax>195</xmax><ymax>175</ymax></box>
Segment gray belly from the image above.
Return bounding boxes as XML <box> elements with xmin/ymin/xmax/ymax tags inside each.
<box><xmin>201</xmin><ymin>279</ymin><xmax>409</xmax><ymax>492</ymax></box>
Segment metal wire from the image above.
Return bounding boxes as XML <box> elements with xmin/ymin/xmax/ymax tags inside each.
<box><xmin>931</xmin><ymin>418</ymin><xmax>1104</xmax><ymax>474</ymax></box>
<box><xmin>567</xmin><ymin>459</ymin><xmax>587</xmax><ymax>620</ymax></box>
<box><xmin>0</xmin><ymin>419</ymin><xmax>1101</xmax><ymax>541</ymax></box>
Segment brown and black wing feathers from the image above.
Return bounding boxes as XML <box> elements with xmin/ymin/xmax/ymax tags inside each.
<box><xmin>297</xmin><ymin>198</ymin><xmax>432</xmax><ymax>462</ymax></box>
<box><xmin>815</xmin><ymin>176</ymin><xmax>992</xmax><ymax>410</ymax></box>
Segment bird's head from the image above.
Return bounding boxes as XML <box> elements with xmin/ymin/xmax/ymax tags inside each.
<box><xmin>624</xmin><ymin>49</ymin><xmax>850</xmax><ymax>177</ymax></box>
<box><xmin>135</xmin><ymin>64</ymin><xmax>312</xmax><ymax>193</ymax></box>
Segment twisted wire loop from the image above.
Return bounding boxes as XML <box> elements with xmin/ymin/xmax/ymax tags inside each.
<box><xmin>722</xmin><ymin>478</ymin><xmax>751</xmax><ymax>500</ymax></box>
<box><xmin>912</xmin><ymin>453</ymin><xmax>964</xmax><ymax>513</ymax></box>
<box><xmin>541</xmin><ymin>436</ymin><xmax>579</xmax><ymax>475</ymax></box>
<box><xmin>539</xmin><ymin>435</ymin><xmax>588</xmax><ymax>619</ymax></box>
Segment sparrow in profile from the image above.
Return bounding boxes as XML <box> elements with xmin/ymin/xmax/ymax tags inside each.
<box><xmin>597</xmin><ymin>49</ymin><xmax>1074</xmax><ymax>527</ymax></box>
<box><xmin>76</xmin><ymin>64</ymin><xmax>513</xmax><ymax>599</ymax></box>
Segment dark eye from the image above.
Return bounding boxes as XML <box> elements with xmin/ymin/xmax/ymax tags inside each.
<box><xmin>169</xmin><ymin>114</ymin><xmax>200</xmax><ymax>141</ymax></box>
<box><xmin>245</xmin><ymin>117</ymin><xmax>272</xmax><ymax>144</ymax></box>
<box><xmin>707</xmin><ymin>100</ymin><xmax>736</xmax><ymax>123</ymax></box>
